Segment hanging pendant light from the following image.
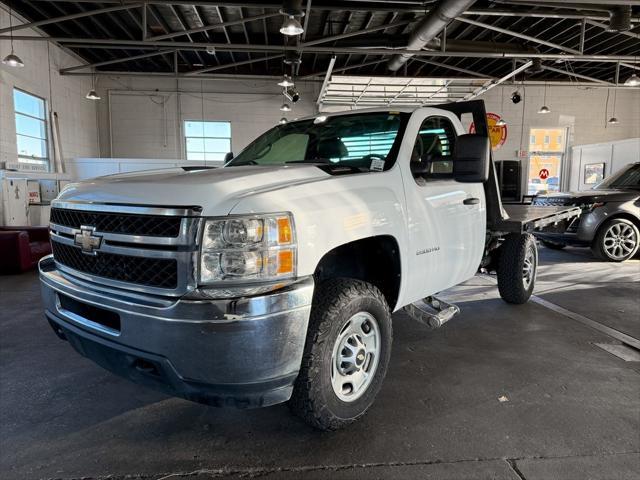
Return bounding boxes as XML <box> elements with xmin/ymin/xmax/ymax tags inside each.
<box><xmin>496</xmin><ymin>86</ymin><xmax>506</xmax><ymax>126</ymax></box>
<box><xmin>86</xmin><ymin>72</ymin><xmax>101</xmax><ymax>100</ymax></box>
<box><xmin>278</xmin><ymin>74</ymin><xmax>295</xmax><ymax>87</ymax></box>
<box><xmin>86</xmin><ymin>90</ymin><xmax>100</xmax><ymax>100</ymax></box>
<box><xmin>279</xmin><ymin>0</ymin><xmax>304</xmax><ymax>36</ymax></box>
<box><xmin>279</xmin><ymin>117</ymin><xmax>288</xmax><ymax>125</ymax></box>
<box><xmin>538</xmin><ymin>82</ymin><xmax>550</xmax><ymax>114</ymax></box>
<box><xmin>2</xmin><ymin>7</ymin><xmax>25</xmax><ymax>68</ymax></box>
<box><xmin>280</xmin><ymin>15</ymin><xmax>304</xmax><ymax>36</ymax></box>
<box><xmin>607</xmin><ymin>117</ymin><xmax>619</xmax><ymax>124</ymax></box>
<box><xmin>280</xmin><ymin>103</ymin><xmax>291</xmax><ymax>112</ymax></box>
<box><xmin>624</xmin><ymin>73</ymin><xmax>640</xmax><ymax>87</ymax></box>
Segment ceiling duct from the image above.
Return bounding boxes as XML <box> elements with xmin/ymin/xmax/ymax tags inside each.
<box><xmin>338</xmin><ymin>36</ymin><xmax>537</xmax><ymax>54</ymax></box>
<box><xmin>608</xmin><ymin>6</ymin><xmax>632</xmax><ymax>32</ymax></box>
<box><xmin>387</xmin><ymin>0</ymin><xmax>477</xmax><ymax>72</ymax></box>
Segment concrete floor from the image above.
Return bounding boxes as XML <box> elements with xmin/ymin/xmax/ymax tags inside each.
<box><xmin>1</xmin><ymin>246</ymin><xmax>639</xmax><ymax>480</ymax></box>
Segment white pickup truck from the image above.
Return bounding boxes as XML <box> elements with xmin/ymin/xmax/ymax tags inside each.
<box><xmin>40</xmin><ymin>100</ymin><xmax>580</xmax><ymax>430</ymax></box>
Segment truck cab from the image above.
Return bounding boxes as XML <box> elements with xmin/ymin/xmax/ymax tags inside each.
<box><xmin>40</xmin><ymin>100</ymin><xmax>577</xmax><ymax>430</ymax></box>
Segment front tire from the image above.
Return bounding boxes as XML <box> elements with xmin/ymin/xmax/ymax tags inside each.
<box><xmin>497</xmin><ymin>233</ymin><xmax>538</xmax><ymax>304</ymax></box>
<box><xmin>289</xmin><ymin>278</ymin><xmax>392</xmax><ymax>431</ymax></box>
<box><xmin>591</xmin><ymin>218</ymin><xmax>639</xmax><ymax>262</ymax></box>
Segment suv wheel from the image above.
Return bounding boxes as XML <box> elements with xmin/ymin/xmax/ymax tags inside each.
<box><xmin>591</xmin><ymin>218</ymin><xmax>639</xmax><ymax>262</ymax></box>
<box><xmin>289</xmin><ymin>278</ymin><xmax>392</xmax><ymax>430</ymax></box>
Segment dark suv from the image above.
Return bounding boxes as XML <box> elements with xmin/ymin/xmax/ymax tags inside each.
<box><xmin>533</xmin><ymin>162</ymin><xmax>640</xmax><ymax>262</ymax></box>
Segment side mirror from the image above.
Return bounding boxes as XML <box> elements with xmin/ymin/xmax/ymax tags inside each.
<box><xmin>224</xmin><ymin>152</ymin><xmax>234</xmax><ymax>163</ymax></box>
<box><xmin>453</xmin><ymin>134</ymin><xmax>490</xmax><ymax>183</ymax></box>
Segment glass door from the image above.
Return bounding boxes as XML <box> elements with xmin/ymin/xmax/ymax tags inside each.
<box><xmin>527</xmin><ymin>128</ymin><xmax>567</xmax><ymax>195</ymax></box>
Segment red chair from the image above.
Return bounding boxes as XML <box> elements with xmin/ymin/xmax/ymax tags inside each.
<box><xmin>0</xmin><ymin>226</ymin><xmax>52</xmax><ymax>274</ymax></box>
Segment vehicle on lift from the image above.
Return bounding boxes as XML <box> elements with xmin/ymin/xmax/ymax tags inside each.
<box><xmin>39</xmin><ymin>100</ymin><xmax>580</xmax><ymax>430</ymax></box>
<box><xmin>533</xmin><ymin>162</ymin><xmax>640</xmax><ymax>262</ymax></box>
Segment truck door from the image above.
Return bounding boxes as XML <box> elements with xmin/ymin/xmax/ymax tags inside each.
<box><xmin>399</xmin><ymin>110</ymin><xmax>486</xmax><ymax>304</ymax></box>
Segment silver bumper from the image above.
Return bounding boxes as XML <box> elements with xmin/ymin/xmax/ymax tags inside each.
<box><xmin>39</xmin><ymin>255</ymin><xmax>314</xmax><ymax>407</ymax></box>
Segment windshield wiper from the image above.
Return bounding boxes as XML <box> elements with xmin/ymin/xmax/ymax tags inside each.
<box><xmin>285</xmin><ymin>158</ymin><xmax>333</xmax><ymax>164</ymax></box>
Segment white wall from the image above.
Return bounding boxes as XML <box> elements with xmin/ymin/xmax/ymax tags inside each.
<box><xmin>95</xmin><ymin>76</ymin><xmax>319</xmax><ymax>160</ymax></box>
<box><xmin>476</xmin><ymin>84</ymin><xmax>640</xmax><ymax>163</ymax></box>
<box><xmin>569</xmin><ymin>138</ymin><xmax>640</xmax><ymax>191</ymax></box>
<box><xmin>0</xmin><ymin>5</ymin><xmax>99</xmax><ymax>170</ymax></box>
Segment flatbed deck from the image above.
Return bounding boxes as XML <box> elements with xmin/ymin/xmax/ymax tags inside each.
<box><xmin>492</xmin><ymin>205</ymin><xmax>582</xmax><ymax>234</ymax></box>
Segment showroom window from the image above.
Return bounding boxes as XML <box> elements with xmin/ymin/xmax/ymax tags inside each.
<box><xmin>14</xmin><ymin>89</ymin><xmax>49</xmax><ymax>167</ymax></box>
<box><xmin>184</xmin><ymin>121</ymin><xmax>231</xmax><ymax>162</ymax></box>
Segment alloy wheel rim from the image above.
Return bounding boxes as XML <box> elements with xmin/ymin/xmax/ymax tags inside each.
<box><xmin>522</xmin><ymin>246</ymin><xmax>536</xmax><ymax>290</ymax></box>
<box><xmin>603</xmin><ymin>223</ymin><xmax>637</xmax><ymax>260</ymax></box>
<box><xmin>330</xmin><ymin>311</ymin><xmax>381</xmax><ymax>402</ymax></box>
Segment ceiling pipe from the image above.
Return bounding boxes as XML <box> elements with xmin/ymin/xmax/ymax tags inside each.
<box><xmin>387</xmin><ymin>0</ymin><xmax>477</xmax><ymax>72</ymax></box>
<box><xmin>342</xmin><ymin>36</ymin><xmax>537</xmax><ymax>54</ymax></box>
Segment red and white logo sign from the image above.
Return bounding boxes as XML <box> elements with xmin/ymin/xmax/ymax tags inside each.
<box><xmin>539</xmin><ymin>168</ymin><xmax>550</xmax><ymax>180</ymax></box>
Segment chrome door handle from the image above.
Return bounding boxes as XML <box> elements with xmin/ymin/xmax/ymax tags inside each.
<box><xmin>463</xmin><ymin>197</ymin><xmax>480</xmax><ymax>205</ymax></box>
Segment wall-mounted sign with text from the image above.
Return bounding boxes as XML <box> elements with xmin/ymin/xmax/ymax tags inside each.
<box><xmin>469</xmin><ymin>113</ymin><xmax>507</xmax><ymax>151</ymax></box>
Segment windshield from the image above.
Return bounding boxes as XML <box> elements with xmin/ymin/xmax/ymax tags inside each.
<box><xmin>593</xmin><ymin>163</ymin><xmax>640</xmax><ymax>190</ymax></box>
<box><xmin>226</xmin><ymin>112</ymin><xmax>409</xmax><ymax>171</ymax></box>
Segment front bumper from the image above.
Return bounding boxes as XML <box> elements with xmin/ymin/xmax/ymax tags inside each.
<box><xmin>39</xmin><ymin>256</ymin><xmax>314</xmax><ymax>408</ymax></box>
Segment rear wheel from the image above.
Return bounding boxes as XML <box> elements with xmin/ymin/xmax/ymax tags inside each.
<box><xmin>541</xmin><ymin>239</ymin><xmax>566</xmax><ymax>250</ymax></box>
<box><xmin>289</xmin><ymin>278</ymin><xmax>392</xmax><ymax>431</ymax></box>
<box><xmin>497</xmin><ymin>233</ymin><xmax>538</xmax><ymax>304</ymax></box>
<box><xmin>591</xmin><ymin>218</ymin><xmax>639</xmax><ymax>262</ymax></box>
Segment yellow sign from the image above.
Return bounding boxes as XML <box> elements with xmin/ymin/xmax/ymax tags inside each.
<box><xmin>469</xmin><ymin>113</ymin><xmax>507</xmax><ymax>151</ymax></box>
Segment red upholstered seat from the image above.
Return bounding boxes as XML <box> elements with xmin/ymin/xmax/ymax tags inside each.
<box><xmin>0</xmin><ymin>227</ymin><xmax>52</xmax><ymax>274</ymax></box>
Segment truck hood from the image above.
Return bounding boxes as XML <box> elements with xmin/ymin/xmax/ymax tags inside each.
<box><xmin>535</xmin><ymin>188</ymin><xmax>638</xmax><ymax>205</ymax></box>
<box><xmin>57</xmin><ymin>165</ymin><xmax>331</xmax><ymax>216</ymax></box>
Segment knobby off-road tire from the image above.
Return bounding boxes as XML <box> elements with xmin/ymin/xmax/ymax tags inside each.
<box><xmin>541</xmin><ymin>239</ymin><xmax>566</xmax><ymax>250</ymax></box>
<box><xmin>591</xmin><ymin>218</ymin><xmax>639</xmax><ymax>262</ymax></box>
<box><xmin>289</xmin><ymin>278</ymin><xmax>393</xmax><ymax>431</ymax></box>
<box><xmin>497</xmin><ymin>233</ymin><xmax>538</xmax><ymax>305</ymax></box>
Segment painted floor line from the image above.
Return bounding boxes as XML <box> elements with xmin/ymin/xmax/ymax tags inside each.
<box><xmin>478</xmin><ymin>274</ymin><xmax>640</xmax><ymax>350</ymax></box>
<box><xmin>530</xmin><ymin>295</ymin><xmax>640</xmax><ymax>350</ymax></box>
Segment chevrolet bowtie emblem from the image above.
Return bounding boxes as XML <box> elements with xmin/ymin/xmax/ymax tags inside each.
<box><xmin>74</xmin><ymin>226</ymin><xmax>102</xmax><ymax>255</ymax></box>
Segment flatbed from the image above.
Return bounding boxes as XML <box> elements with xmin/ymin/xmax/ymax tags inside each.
<box><xmin>495</xmin><ymin>205</ymin><xmax>582</xmax><ymax>234</ymax></box>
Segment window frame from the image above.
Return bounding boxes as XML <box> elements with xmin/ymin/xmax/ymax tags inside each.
<box><xmin>411</xmin><ymin>115</ymin><xmax>458</xmax><ymax>183</ymax></box>
<box><xmin>183</xmin><ymin>120</ymin><xmax>232</xmax><ymax>163</ymax></box>
<box><xmin>13</xmin><ymin>88</ymin><xmax>50</xmax><ymax>168</ymax></box>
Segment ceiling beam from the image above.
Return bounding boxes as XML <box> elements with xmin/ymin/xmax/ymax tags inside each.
<box><xmin>411</xmin><ymin>58</ymin><xmax>490</xmax><ymax>79</ymax></box>
<box><xmin>60</xmin><ymin>49</ymin><xmax>177</xmax><ymax>73</ymax></box>
<box><xmin>6</xmin><ymin>37</ymin><xmax>637</xmax><ymax>64</ymax></box>
<box><xmin>148</xmin><ymin>12</ymin><xmax>280</xmax><ymax>41</ymax></box>
<box><xmin>455</xmin><ymin>17</ymin><xmax>581</xmax><ymax>55</ymax></box>
<box><xmin>185</xmin><ymin>54</ymin><xmax>283</xmax><ymax>75</ymax></box>
<box><xmin>584</xmin><ymin>20</ymin><xmax>640</xmax><ymax>40</ymax></box>
<box><xmin>301</xmin><ymin>17</ymin><xmax>415</xmax><ymax>47</ymax></box>
<box><xmin>0</xmin><ymin>3</ymin><xmax>143</xmax><ymax>34</ymax></box>
<box><xmin>464</xmin><ymin>60</ymin><xmax>533</xmax><ymax>100</ymax></box>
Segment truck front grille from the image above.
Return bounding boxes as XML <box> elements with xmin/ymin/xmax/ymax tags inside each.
<box><xmin>50</xmin><ymin>207</ymin><xmax>182</xmax><ymax>237</ymax></box>
<box><xmin>49</xmin><ymin>203</ymin><xmax>201</xmax><ymax>296</ymax></box>
<box><xmin>51</xmin><ymin>242</ymin><xmax>178</xmax><ymax>289</ymax></box>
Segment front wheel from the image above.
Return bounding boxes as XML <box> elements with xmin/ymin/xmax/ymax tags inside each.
<box><xmin>289</xmin><ymin>278</ymin><xmax>392</xmax><ymax>431</ymax></box>
<box><xmin>497</xmin><ymin>233</ymin><xmax>538</xmax><ymax>304</ymax></box>
<box><xmin>591</xmin><ymin>218</ymin><xmax>639</xmax><ymax>262</ymax></box>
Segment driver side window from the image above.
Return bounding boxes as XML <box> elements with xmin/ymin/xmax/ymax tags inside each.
<box><xmin>411</xmin><ymin>116</ymin><xmax>457</xmax><ymax>182</ymax></box>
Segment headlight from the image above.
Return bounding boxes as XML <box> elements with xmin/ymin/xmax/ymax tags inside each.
<box><xmin>199</xmin><ymin>213</ymin><xmax>296</xmax><ymax>284</ymax></box>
